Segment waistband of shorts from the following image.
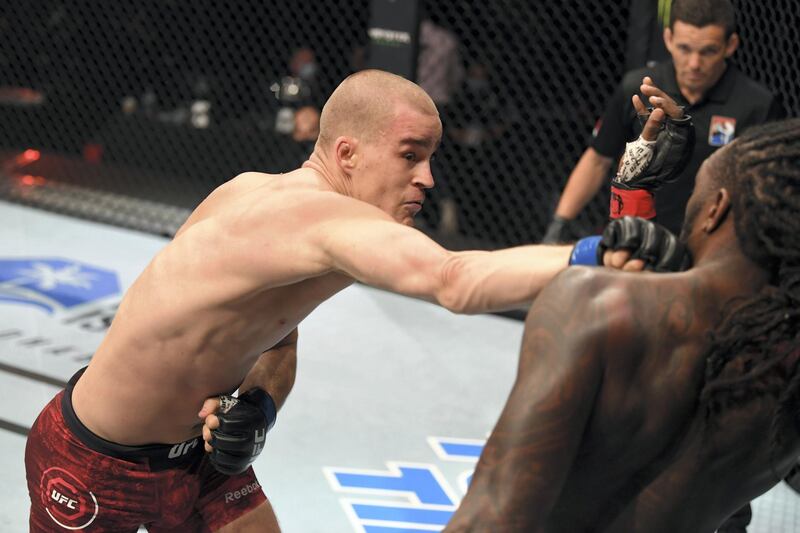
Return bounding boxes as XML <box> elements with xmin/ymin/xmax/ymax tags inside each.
<box><xmin>61</xmin><ymin>366</ymin><xmax>203</xmax><ymax>470</ymax></box>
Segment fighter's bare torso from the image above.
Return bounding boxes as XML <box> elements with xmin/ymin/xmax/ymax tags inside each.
<box><xmin>447</xmin><ymin>267</ymin><xmax>796</xmax><ymax>532</ymax></box>
<box><xmin>72</xmin><ymin>169</ymin><xmax>354</xmax><ymax>445</ymax></box>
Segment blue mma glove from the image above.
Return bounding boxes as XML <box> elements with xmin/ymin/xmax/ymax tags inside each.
<box><xmin>568</xmin><ymin>235</ymin><xmax>603</xmax><ymax>266</ymax></box>
<box><xmin>209</xmin><ymin>387</ymin><xmax>277</xmax><ymax>475</ymax></box>
<box><xmin>569</xmin><ymin>216</ymin><xmax>688</xmax><ymax>272</ymax></box>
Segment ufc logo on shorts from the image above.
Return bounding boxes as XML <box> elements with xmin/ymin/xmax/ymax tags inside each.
<box><xmin>40</xmin><ymin>466</ymin><xmax>100</xmax><ymax>530</ymax></box>
<box><xmin>168</xmin><ymin>438</ymin><xmax>199</xmax><ymax>459</ymax></box>
<box><xmin>50</xmin><ymin>489</ymin><xmax>78</xmax><ymax>509</ymax></box>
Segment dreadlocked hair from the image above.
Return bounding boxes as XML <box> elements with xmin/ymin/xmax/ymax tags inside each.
<box><xmin>699</xmin><ymin>119</ymin><xmax>800</xmax><ymax>454</ymax></box>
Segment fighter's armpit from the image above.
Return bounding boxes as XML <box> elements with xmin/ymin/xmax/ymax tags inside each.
<box><xmin>272</xmin><ymin>328</ymin><xmax>298</xmax><ymax>349</ymax></box>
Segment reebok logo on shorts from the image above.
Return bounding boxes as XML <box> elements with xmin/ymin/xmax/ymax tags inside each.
<box><xmin>224</xmin><ymin>481</ymin><xmax>261</xmax><ymax>503</ymax></box>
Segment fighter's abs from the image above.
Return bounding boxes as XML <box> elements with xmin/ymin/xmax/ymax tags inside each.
<box><xmin>73</xmin><ymin>271</ymin><xmax>350</xmax><ymax>445</ymax></box>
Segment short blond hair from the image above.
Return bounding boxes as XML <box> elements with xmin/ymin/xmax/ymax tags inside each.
<box><xmin>317</xmin><ymin>69</ymin><xmax>438</xmax><ymax>147</ymax></box>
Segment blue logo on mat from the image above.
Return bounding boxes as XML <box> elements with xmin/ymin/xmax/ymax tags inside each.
<box><xmin>325</xmin><ymin>437</ymin><xmax>486</xmax><ymax>532</ymax></box>
<box><xmin>0</xmin><ymin>258</ymin><xmax>121</xmax><ymax>313</ymax></box>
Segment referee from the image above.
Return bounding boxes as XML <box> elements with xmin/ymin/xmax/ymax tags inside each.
<box><xmin>543</xmin><ymin>0</ymin><xmax>784</xmax><ymax>241</ymax></box>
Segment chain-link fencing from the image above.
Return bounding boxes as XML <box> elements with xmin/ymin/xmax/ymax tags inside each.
<box><xmin>0</xmin><ymin>0</ymin><xmax>796</xmax><ymax>244</ymax></box>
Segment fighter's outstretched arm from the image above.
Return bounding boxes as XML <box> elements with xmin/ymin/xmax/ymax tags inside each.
<box><xmin>310</xmin><ymin>198</ymin><xmax>575</xmax><ymax>314</ymax></box>
<box><xmin>307</xmin><ymin>196</ymin><xmax>682</xmax><ymax>313</ymax></box>
<box><xmin>445</xmin><ymin>267</ymin><xmax>620</xmax><ymax>531</ymax></box>
<box><xmin>214</xmin><ymin>187</ymin><xmax>676</xmax><ymax>315</ymax></box>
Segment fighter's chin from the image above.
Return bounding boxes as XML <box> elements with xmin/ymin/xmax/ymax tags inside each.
<box><xmin>396</xmin><ymin>203</ymin><xmax>422</xmax><ymax>226</ymax></box>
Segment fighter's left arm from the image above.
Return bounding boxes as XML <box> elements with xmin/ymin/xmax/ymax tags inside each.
<box><xmin>238</xmin><ymin>328</ymin><xmax>298</xmax><ymax>411</ymax></box>
<box><xmin>446</xmin><ymin>268</ymin><xmax>621</xmax><ymax>531</ymax></box>
<box><xmin>199</xmin><ymin>329</ymin><xmax>298</xmax><ymax>473</ymax></box>
<box><xmin>198</xmin><ymin>328</ymin><xmax>298</xmax><ymax>423</ymax></box>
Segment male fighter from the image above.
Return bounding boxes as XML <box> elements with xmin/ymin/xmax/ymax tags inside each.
<box><xmin>446</xmin><ymin>118</ymin><xmax>800</xmax><ymax>532</ymax></box>
<box><xmin>25</xmin><ymin>69</ymin><xmax>685</xmax><ymax>532</ymax></box>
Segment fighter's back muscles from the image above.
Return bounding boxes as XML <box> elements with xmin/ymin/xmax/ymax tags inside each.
<box><xmin>445</xmin><ymin>267</ymin><xmax>625</xmax><ymax>532</ymax></box>
<box><xmin>444</xmin><ymin>266</ymin><xmax>713</xmax><ymax>532</ymax></box>
<box><xmin>174</xmin><ymin>172</ymin><xmax>283</xmax><ymax>236</ymax></box>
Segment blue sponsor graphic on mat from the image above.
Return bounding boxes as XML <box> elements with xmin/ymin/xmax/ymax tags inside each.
<box><xmin>427</xmin><ymin>437</ymin><xmax>484</xmax><ymax>461</ymax></box>
<box><xmin>325</xmin><ymin>437</ymin><xmax>486</xmax><ymax>532</ymax></box>
<box><xmin>0</xmin><ymin>258</ymin><xmax>120</xmax><ymax>313</ymax></box>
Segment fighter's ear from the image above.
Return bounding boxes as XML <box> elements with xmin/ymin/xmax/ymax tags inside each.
<box><xmin>704</xmin><ymin>188</ymin><xmax>732</xmax><ymax>233</ymax></box>
<box><xmin>334</xmin><ymin>136</ymin><xmax>358</xmax><ymax>172</ymax></box>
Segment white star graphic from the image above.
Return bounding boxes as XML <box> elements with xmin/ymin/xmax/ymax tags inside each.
<box><xmin>17</xmin><ymin>262</ymin><xmax>96</xmax><ymax>291</ymax></box>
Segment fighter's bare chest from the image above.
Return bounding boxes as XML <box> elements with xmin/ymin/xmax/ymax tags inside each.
<box><xmin>235</xmin><ymin>272</ymin><xmax>353</xmax><ymax>342</ymax></box>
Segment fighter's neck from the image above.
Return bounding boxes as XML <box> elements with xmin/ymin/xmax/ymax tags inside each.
<box><xmin>691</xmin><ymin>246</ymin><xmax>771</xmax><ymax>302</ymax></box>
<box><xmin>302</xmin><ymin>153</ymin><xmax>354</xmax><ymax>197</ymax></box>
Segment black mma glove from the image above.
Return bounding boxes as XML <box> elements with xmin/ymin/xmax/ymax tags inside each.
<box><xmin>599</xmin><ymin>216</ymin><xmax>689</xmax><ymax>272</ymax></box>
<box><xmin>542</xmin><ymin>215</ymin><xmax>577</xmax><ymax>244</ymax></box>
<box><xmin>610</xmin><ymin>112</ymin><xmax>695</xmax><ymax>219</ymax></box>
<box><xmin>568</xmin><ymin>216</ymin><xmax>689</xmax><ymax>272</ymax></box>
<box><xmin>209</xmin><ymin>387</ymin><xmax>277</xmax><ymax>475</ymax></box>
<box><xmin>614</xmin><ymin>112</ymin><xmax>695</xmax><ymax>191</ymax></box>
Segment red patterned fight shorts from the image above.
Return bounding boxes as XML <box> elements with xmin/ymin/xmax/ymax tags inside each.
<box><xmin>25</xmin><ymin>372</ymin><xmax>266</xmax><ymax>532</ymax></box>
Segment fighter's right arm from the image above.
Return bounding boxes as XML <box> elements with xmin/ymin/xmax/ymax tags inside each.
<box><xmin>305</xmin><ymin>195</ymin><xmax>575</xmax><ymax>314</ymax></box>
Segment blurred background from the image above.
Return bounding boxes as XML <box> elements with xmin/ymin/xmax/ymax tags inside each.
<box><xmin>0</xmin><ymin>0</ymin><xmax>797</xmax><ymax>246</ymax></box>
